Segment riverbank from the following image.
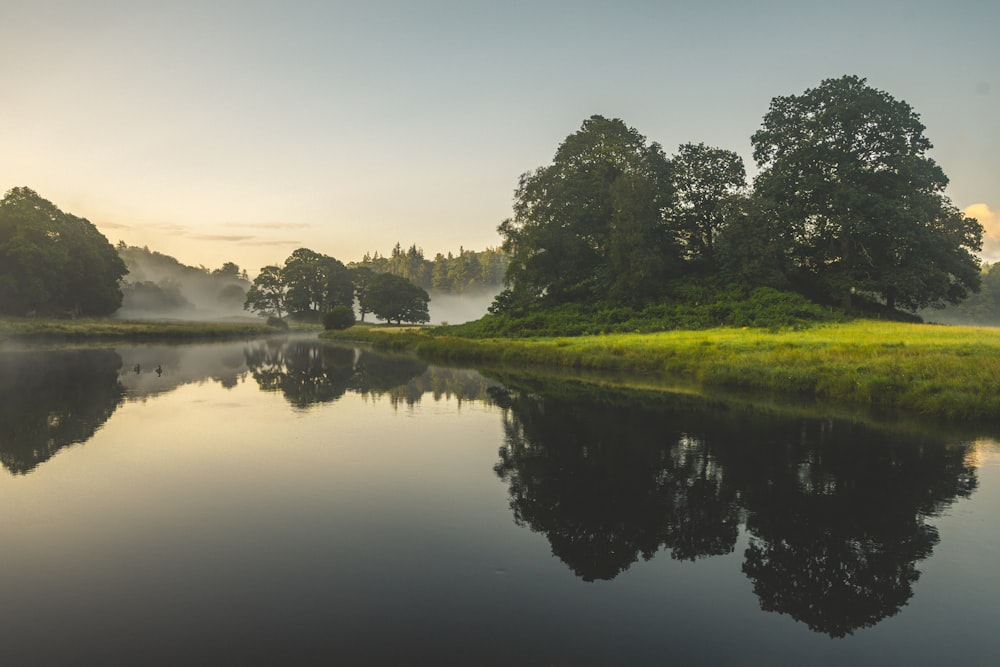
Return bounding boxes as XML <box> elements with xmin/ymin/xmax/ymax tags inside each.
<box><xmin>323</xmin><ymin>321</ymin><xmax>1000</xmax><ymax>420</ymax></box>
<box><xmin>0</xmin><ymin>316</ymin><xmax>281</xmax><ymax>343</ymax></box>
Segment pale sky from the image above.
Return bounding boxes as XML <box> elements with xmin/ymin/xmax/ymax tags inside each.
<box><xmin>2</xmin><ymin>0</ymin><xmax>998</xmax><ymax>274</ymax></box>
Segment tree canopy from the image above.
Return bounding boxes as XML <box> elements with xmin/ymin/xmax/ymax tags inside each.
<box><xmin>498</xmin><ymin>115</ymin><xmax>677</xmax><ymax>307</ymax></box>
<box><xmin>750</xmin><ymin>75</ymin><xmax>982</xmax><ymax>310</ymax></box>
<box><xmin>244</xmin><ymin>249</ymin><xmax>431</xmax><ymax>325</ymax></box>
<box><xmin>0</xmin><ymin>187</ymin><xmax>127</xmax><ymax>316</ymax></box>
<box><xmin>363</xmin><ymin>272</ymin><xmax>430</xmax><ymax>325</ymax></box>
<box><xmin>493</xmin><ymin>78</ymin><xmax>983</xmax><ymax>319</ymax></box>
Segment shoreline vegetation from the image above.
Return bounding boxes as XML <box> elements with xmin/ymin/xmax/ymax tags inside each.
<box><xmin>321</xmin><ymin>320</ymin><xmax>1000</xmax><ymax>421</ymax></box>
<box><xmin>0</xmin><ymin>316</ymin><xmax>283</xmax><ymax>343</ymax></box>
<box><xmin>5</xmin><ymin>314</ymin><xmax>999</xmax><ymax>421</ymax></box>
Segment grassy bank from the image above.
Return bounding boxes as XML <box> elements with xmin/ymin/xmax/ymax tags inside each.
<box><xmin>0</xmin><ymin>316</ymin><xmax>278</xmax><ymax>342</ymax></box>
<box><xmin>325</xmin><ymin>321</ymin><xmax>1000</xmax><ymax>420</ymax></box>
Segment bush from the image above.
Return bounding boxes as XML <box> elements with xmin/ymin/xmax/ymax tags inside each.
<box><xmin>434</xmin><ymin>283</ymin><xmax>842</xmax><ymax>339</ymax></box>
<box><xmin>323</xmin><ymin>306</ymin><xmax>356</xmax><ymax>330</ymax></box>
<box><xmin>266</xmin><ymin>315</ymin><xmax>289</xmax><ymax>330</ymax></box>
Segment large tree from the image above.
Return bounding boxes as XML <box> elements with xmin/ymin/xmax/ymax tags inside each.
<box><xmin>364</xmin><ymin>272</ymin><xmax>430</xmax><ymax>325</ymax></box>
<box><xmin>751</xmin><ymin>75</ymin><xmax>982</xmax><ymax>310</ymax></box>
<box><xmin>244</xmin><ymin>265</ymin><xmax>288</xmax><ymax>318</ymax></box>
<box><xmin>0</xmin><ymin>187</ymin><xmax>127</xmax><ymax>316</ymax></box>
<box><xmin>282</xmin><ymin>248</ymin><xmax>354</xmax><ymax>319</ymax></box>
<box><xmin>497</xmin><ymin>115</ymin><xmax>677</xmax><ymax>308</ymax></box>
<box><xmin>670</xmin><ymin>142</ymin><xmax>747</xmax><ymax>266</ymax></box>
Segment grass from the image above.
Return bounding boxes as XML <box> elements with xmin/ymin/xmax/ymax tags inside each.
<box><xmin>0</xmin><ymin>316</ymin><xmax>279</xmax><ymax>342</ymax></box>
<box><xmin>325</xmin><ymin>320</ymin><xmax>1000</xmax><ymax>420</ymax></box>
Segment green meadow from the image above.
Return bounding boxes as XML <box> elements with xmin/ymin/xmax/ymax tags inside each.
<box><xmin>325</xmin><ymin>321</ymin><xmax>1000</xmax><ymax>420</ymax></box>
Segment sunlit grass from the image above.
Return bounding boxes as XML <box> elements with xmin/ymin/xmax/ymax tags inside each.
<box><xmin>337</xmin><ymin>320</ymin><xmax>1000</xmax><ymax>419</ymax></box>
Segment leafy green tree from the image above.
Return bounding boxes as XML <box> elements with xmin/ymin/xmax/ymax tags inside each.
<box><xmin>751</xmin><ymin>75</ymin><xmax>982</xmax><ymax>310</ymax></box>
<box><xmin>0</xmin><ymin>187</ymin><xmax>127</xmax><ymax>316</ymax></box>
<box><xmin>366</xmin><ymin>272</ymin><xmax>430</xmax><ymax>325</ymax></box>
<box><xmin>497</xmin><ymin>116</ymin><xmax>677</xmax><ymax>308</ymax></box>
<box><xmin>350</xmin><ymin>265</ymin><xmax>375</xmax><ymax>322</ymax></box>
<box><xmin>670</xmin><ymin>142</ymin><xmax>747</xmax><ymax>265</ymax></box>
<box><xmin>282</xmin><ymin>248</ymin><xmax>353</xmax><ymax>319</ymax></box>
<box><xmin>244</xmin><ymin>265</ymin><xmax>288</xmax><ymax>318</ymax></box>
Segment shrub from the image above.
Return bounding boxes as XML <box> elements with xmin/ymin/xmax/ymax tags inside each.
<box><xmin>323</xmin><ymin>306</ymin><xmax>356</xmax><ymax>330</ymax></box>
<box><xmin>266</xmin><ymin>315</ymin><xmax>289</xmax><ymax>330</ymax></box>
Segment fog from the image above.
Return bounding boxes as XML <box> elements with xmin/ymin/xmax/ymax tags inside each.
<box><xmin>115</xmin><ymin>248</ymin><xmax>251</xmax><ymax>321</ymax></box>
<box><xmin>115</xmin><ymin>246</ymin><xmax>500</xmax><ymax>324</ymax></box>
<box><xmin>425</xmin><ymin>288</ymin><xmax>502</xmax><ymax>325</ymax></box>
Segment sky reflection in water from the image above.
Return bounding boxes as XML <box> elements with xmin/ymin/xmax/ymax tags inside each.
<box><xmin>0</xmin><ymin>338</ymin><xmax>996</xmax><ymax>665</ymax></box>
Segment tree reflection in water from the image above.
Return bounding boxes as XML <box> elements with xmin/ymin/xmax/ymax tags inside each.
<box><xmin>0</xmin><ymin>349</ymin><xmax>125</xmax><ymax>474</ymax></box>
<box><xmin>492</xmin><ymin>381</ymin><xmax>978</xmax><ymax>636</ymax></box>
<box><xmin>243</xmin><ymin>338</ymin><xmax>500</xmax><ymax>409</ymax></box>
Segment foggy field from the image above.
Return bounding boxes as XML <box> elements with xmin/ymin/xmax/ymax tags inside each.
<box><xmin>334</xmin><ymin>321</ymin><xmax>1000</xmax><ymax>420</ymax></box>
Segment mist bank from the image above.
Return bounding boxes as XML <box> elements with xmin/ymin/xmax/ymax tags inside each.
<box><xmin>116</xmin><ymin>245</ymin><xmax>251</xmax><ymax>321</ymax></box>
<box><xmin>424</xmin><ymin>288</ymin><xmax>502</xmax><ymax>325</ymax></box>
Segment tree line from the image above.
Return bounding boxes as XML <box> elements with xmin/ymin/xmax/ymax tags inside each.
<box><xmin>243</xmin><ymin>247</ymin><xmax>431</xmax><ymax>326</ymax></box>
<box><xmin>495</xmin><ymin>75</ymin><xmax>983</xmax><ymax>317</ymax></box>
<box><xmin>0</xmin><ymin>187</ymin><xmax>127</xmax><ymax>316</ymax></box>
<box><xmin>353</xmin><ymin>243</ymin><xmax>508</xmax><ymax>293</ymax></box>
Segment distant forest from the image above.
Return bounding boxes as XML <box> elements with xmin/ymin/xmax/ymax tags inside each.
<box><xmin>351</xmin><ymin>243</ymin><xmax>508</xmax><ymax>294</ymax></box>
<box><xmin>112</xmin><ymin>242</ymin><xmax>508</xmax><ymax>321</ymax></box>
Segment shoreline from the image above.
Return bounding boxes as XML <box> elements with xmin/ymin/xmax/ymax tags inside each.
<box><xmin>322</xmin><ymin>321</ymin><xmax>1000</xmax><ymax>421</ymax></box>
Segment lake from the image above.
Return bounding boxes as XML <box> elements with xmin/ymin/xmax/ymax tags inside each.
<box><xmin>1</xmin><ymin>337</ymin><xmax>998</xmax><ymax>666</ymax></box>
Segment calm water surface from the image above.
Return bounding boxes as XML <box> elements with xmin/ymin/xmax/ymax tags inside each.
<box><xmin>1</xmin><ymin>337</ymin><xmax>998</xmax><ymax>666</ymax></box>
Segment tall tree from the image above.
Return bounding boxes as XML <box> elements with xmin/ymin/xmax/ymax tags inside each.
<box><xmin>365</xmin><ymin>272</ymin><xmax>430</xmax><ymax>325</ymax></box>
<box><xmin>670</xmin><ymin>142</ymin><xmax>747</xmax><ymax>266</ymax></box>
<box><xmin>244</xmin><ymin>265</ymin><xmax>288</xmax><ymax>318</ymax></box>
<box><xmin>351</xmin><ymin>266</ymin><xmax>375</xmax><ymax>322</ymax></box>
<box><xmin>497</xmin><ymin>115</ymin><xmax>677</xmax><ymax>308</ymax></box>
<box><xmin>0</xmin><ymin>187</ymin><xmax>127</xmax><ymax>316</ymax></box>
<box><xmin>751</xmin><ymin>75</ymin><xmax>982</xmax><ymax>310</ymax></box>
<box><xmin>282</xmin><ymin>248</ymin><xmax>353</xmax><ymax>319</ymax></box>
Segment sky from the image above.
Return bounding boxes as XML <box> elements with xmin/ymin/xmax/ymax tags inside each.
<box><xmin>2</xmin><ymin>0</ymin><xmax>998</xmax><ymax>274</ymax></box>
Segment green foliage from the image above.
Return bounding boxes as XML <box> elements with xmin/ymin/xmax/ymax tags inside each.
<box><xmin>365</xmin><ymin>272</ymin><xmax>430</xmax><ymax>325</ymax></box>
<box><xmin>750</xmin><ymin>75</ymin><xmax>982</xmax><ymax>310</ymax></box>
<box><xmin>499</xmin><ymin>115</ymin><xmax>677</xmax><ymax>306</ymax></box>
<box><xmin>282</xmin><ymin>247</ymin><xmax>353</xmax><ymax>318</ymax></box>
<box><xmin>443</xmin><ymin>285</ymin><xmax>837</xmax><ymax>338</ymax></box>
<box><xmin>323</xmin><ymin>306</ymin><xmax>356</xmax><ymax>330</ymax></box>
<box><xmin>671</xmin><ymin>142</ymin><xmax>748</xmax><ymax>265</ymax></box>
<box><xmin>351</xmin><ymin>244</ymin><xmax>508</xmax><ymax>294</ymax></box>
<box><xmin>245</xmin><ymin>265</ymin><xmax>288</xmax><ymax>318</ymax></box>
<box><xmin>0</xmin><ymin>187</ymin><xmax>127</xmax><ymax>316</ymax></box>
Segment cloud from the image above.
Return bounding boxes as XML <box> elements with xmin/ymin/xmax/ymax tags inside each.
<box><xmin>95</xmin><ymin>220</ymin><xmax>132</xmax><ymax>230</ymax></box>
<box><xmin>964</xmin><ymin>203</ymin><xmax>1000</xmax><ymax>263</ymax></box>
<box><xmin>188</xmin><ymin>233</ymin><xmax>256</xmax><ymax>242</ymax></box>
<box><xmin>221</xmin><ymin>221</ymin><xmax>313</xmax><ymax>230</ymax></box>
<box><xmin>237</xmin><ymin>238</ymin><xmax>302</xmax><ymax>247</ymax></box>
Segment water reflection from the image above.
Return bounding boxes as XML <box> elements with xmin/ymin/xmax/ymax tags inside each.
<box><xmin>0</xmin><ymin>339</ymin><xmax>500</xmax><ymax>474</ymax></box>
<box><xmin>242</xmin><ymin>338</ymin><xmax>499</xmax><ymax>408</ymax></box>
<box><xmin>0</xmin><ymin>340</ymin><xmax>989</xmax><ymax>641</ymax></box>
<box><xmin>0</xmin><ymin>349</ymin><xmax>125</xmax><ymax>474</ymax></box>
<box><xmin>491</xmin><ymin>380</ymin><xmax>979</xmax><ymax>636</ymax></box>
